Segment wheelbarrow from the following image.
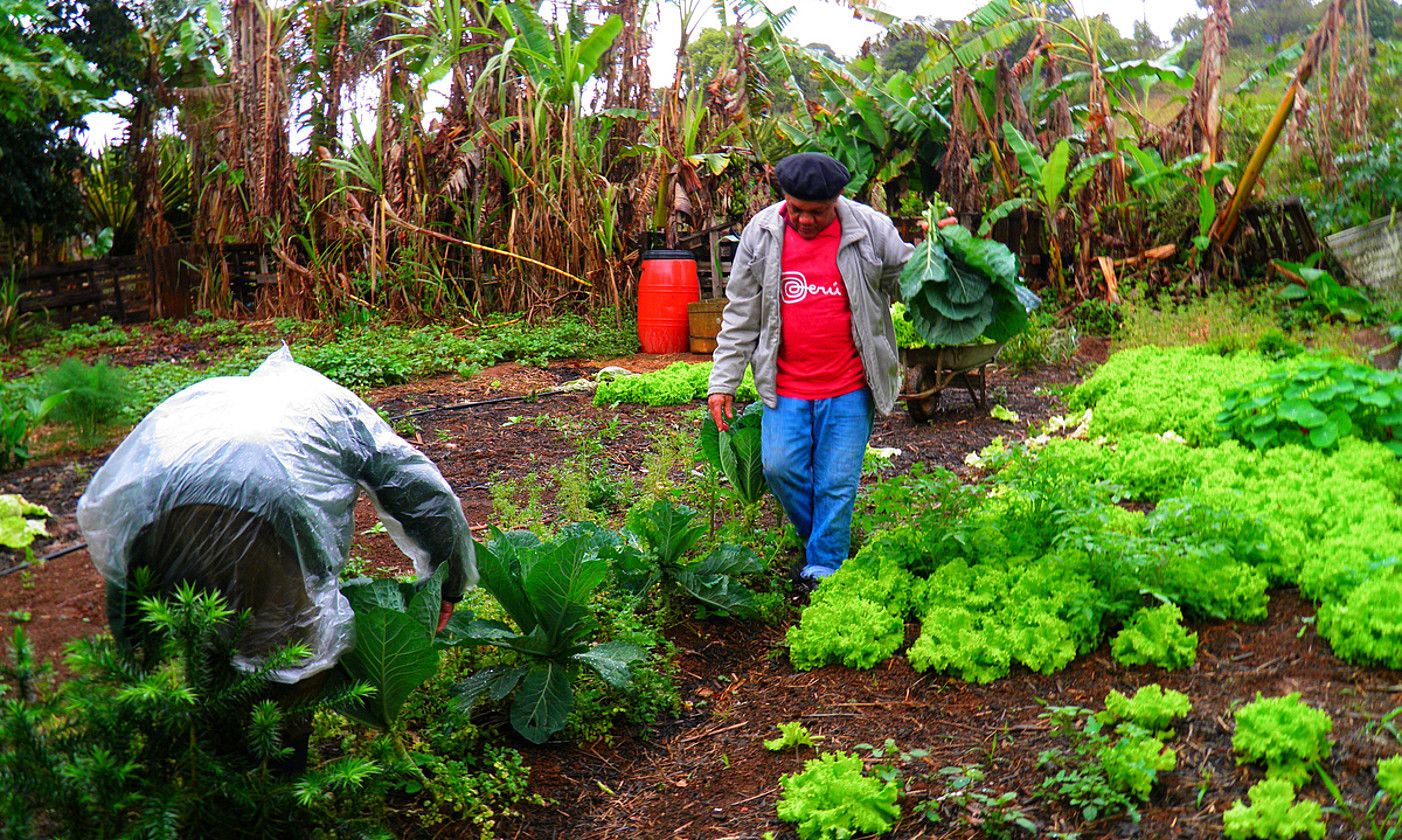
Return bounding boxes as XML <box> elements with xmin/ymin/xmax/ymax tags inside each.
<box><xmin>899</xmin><ymin>342</ymin><xmax>1003</xmax><ymax>422</ymax></box>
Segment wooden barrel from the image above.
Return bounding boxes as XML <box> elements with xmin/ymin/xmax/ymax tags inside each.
<box><xmin>687</xmin><ymin>298</ymin><xmax>726</xmax><ymax>354</ymax></box>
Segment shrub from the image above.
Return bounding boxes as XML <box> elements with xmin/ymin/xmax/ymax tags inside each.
<box><xmin>39</xmin><ymin>357</ymin><xmax>131</xmax><ymax>442</ymax></box>
<box><xmin>1232</xmin><ymin>693</ymin><xmax>1334</xmax><ymax>787</ymax></box>
<box><xmin>0</xmin><ymin>586</ymin><xmax>384</xmax><ymax>836</ymax></box>
<box><xmin>1071</xmin><ymin>299</ymin><xmax>1122</xmax><ymax>336</ymax></box>
<box><xmin>1316</xmin><ymin>574</ymin><xmax>1402</xmax><ymax>669</ymax></box>
<box><xmin>1111</xmin><ymin>603</ymin><xmax>1198</xmax><ymax>670</ymax></box>
<box><xmin>775</xmin><ymin>751</ymin><xmax>901</xmax><ymax>839</ymax></box>
<box><xmin>787</xmin><ymin>595</ymin><xmax>905</xmax><ymax>671</ymax></box>
<box><xmin>998</xmin><ymin>310</ymin><xmax>1078</xmax><ymax>372</ymax></box>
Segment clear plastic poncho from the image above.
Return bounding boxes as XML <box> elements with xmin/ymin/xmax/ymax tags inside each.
<box><xmin>78</xmin><ymin>346</ymin><xmax>476</xmax><ymax>682</ymax></box>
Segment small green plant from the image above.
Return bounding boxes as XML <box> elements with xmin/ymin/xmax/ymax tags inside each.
<box><xmin>1111</xmin><ymin>603</ymin><xmax>1199</xmax><ymax>669</ymax></box>
<box><xmin>918</xmin><ymin>764</ymin><xmax>1037</xmax><ymax>838</ymax></box>
<box><xmin>1099</xmin><ymin>684</ymin><xmax>1192</xmax><ymax>736</ymax></box>
<box><xmin>1037</xmin><ymin>694</ymin><xmax>1179</xmax><ymax>824</ymax></box>
<box><xmin>1275</xmin><ymin>258</ymin><xmax>1374</xmax><ymax>326</ymax></box>
<box><xmin>775</xmin><ymin>751</ymin><xmax>901</xmax><ymax>840</ymax></box>
<box><xmin>622</xmin><ymin>500</ymin><xmax>763</xmax><ymax>618</ymax></box>
<box><xmin>0</xmin><ymin>587</ymin><xmax>382</xmax><ymax>836</ymax></box>
<box><xmin>39</xmin><ymin>357</ymin><xmax>131</xmax><ymax>443</ymax></box>
<box><xmin>1223</xmin><ymin>778</ymin><xmax>1326</xmax><ymax>840</ymax></box>
<box><xmin>450</xmin><ymin>530</ymin><xmax>646</xmax><ymax>744</ymax></box>
<box><xmin>0</xmin><ymin>494</ymin><xmax>49</xmax><ymax>559</ymax></box>
<box><xmin>765</xmin><ymin>721</ymin><xmax>821</xmax><ymax>752</ymax></box>
<box><xmin>1072</xmin><ymin>299</ymin><xmax>1122</xmax><ymax>336</ymax></box>
<box><xmin>1232</xmin><ymin>693</ymin><xmax>1334</xmax><ymax>787</ymax></box>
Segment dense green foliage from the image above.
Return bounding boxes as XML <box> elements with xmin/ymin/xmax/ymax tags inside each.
<box><xmin>0</xmin><ymin>587</ymin><xmax>385</xmax><ymax>836</ymax></box>
<box><xmin>1233</xmin><ymin>693</ymin><xmax>1334</xmax><ymax>787</ymax></box>
<box><xmin>38</xmin><ymin>357</ymin><xmax>131</xmax><ymax>442</ymax></box>
<box><xmin>1217</xmin><ymin>356</ymin><xmax>1402</xmax><ymax>454</ymax></box>
<box><xmin>1223</xmin><ymin>778</ymin><xmax>1326</xmax><ymax>840</ymax></box>
<box><xmin>775</xmin><ymin>751</ymin><xmax>901</xmax><ymax>839</ymax></box>
<box><xmin>593</xmin><ymin>361</ymin><xmax>758</xmax><ymax>407</ymax></box>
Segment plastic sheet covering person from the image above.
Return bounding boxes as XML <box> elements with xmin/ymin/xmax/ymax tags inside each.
<box><xmin>77</xmin><ymin>346</ymin><xmax>477</xmax><ymax>683</ymax></box>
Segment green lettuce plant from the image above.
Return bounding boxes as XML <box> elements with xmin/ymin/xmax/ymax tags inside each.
<box><xmin>765</xmin><ymin>721</ymin><xmax>821</xmax><ymax>752</ymax></box>
<box><xmin>775</xmin><ymin>751</ymin><xmax>901</xmax><ymax>839</ymax></box>
<box><xmin>1232</xmin><ymin>693</ymin><xmax>1334</xmax><ymax>787</ymax></box>
<box><xmin>592</xmin><ymin>361</ymin><xmax>758</xmax><ymax>406</ymax></box>
<box><xmin>1111</xmin><ymin>603</ymin><xmax>1198</xmax><ymax>669</ymax></box>
<box><xmin>1223</xmin><ymin>778</ymin><xmax>1326</xmax><ymax>840</ymax></box>
<box><xmin>0</xmin><ymin>494</ymin><xmax>48</xmax><ymax>555</ymax></box>
<box><xmin>1100</xmin><ymin>684</ymin><xmax>1192</xmax><ymax>736</ymax></box>
<box><xmin>1316</xmin><ymin>574</ymin><xmax>1402</xmax><ymax>669</ymax></box>
<box><xmin>787</xmin><ymin>594</ymin><xmax>905</xmax><ymax>671</ymax></box>
<box><xmin>450</xmin><ymin>530</ymin><xmax>646</xmax><ymax>744</ymax></box>
<box><xmin>897</xmin><ymin>208</ymin><xmax>1028</xmax><ymax>346</ymax></box>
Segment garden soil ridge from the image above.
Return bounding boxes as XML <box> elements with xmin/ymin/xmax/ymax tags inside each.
<box><xmin>3</xmin><ymin>342</ymin><xmax>1400</xmax><ymax>838</ymax></box>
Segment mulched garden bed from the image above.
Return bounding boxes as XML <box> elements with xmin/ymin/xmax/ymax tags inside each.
<box><xmin>2</xmin><ymin>342</ymin><xmax>1396</xmax><ymax>839</ymax></box>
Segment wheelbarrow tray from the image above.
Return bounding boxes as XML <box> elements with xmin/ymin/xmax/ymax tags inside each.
<box><xmin>899</xmin><ymin>341</ymin><xmax>1004</xmax><ymax>422</ymax></box>
<box><xmin>899</xmin><ymin>342</ymin><xmax>1002</xmax><ymax>372</ymax></box>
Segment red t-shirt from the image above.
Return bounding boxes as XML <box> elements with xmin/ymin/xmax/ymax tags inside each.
<box><xmin>775</xmin><ymin>214</ymin><xmax>867</xmax><ymax>399</ymax></box>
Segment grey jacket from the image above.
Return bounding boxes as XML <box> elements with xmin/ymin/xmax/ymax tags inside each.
<box><xmin>708</xmin><ymin>197</ymin><xmax>914</xmax><ymax>415</ymax></box>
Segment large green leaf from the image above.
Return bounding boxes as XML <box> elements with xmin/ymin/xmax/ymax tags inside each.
<box><xmin>674</xmin><ymin>546</ymin><xmax>763</xmax><ymax>618</ymax></box>
<box><xmin>455</xmin><ymin>665</ymin><xmax>526</xmax><ymax>713</ymax></box>
<box><xmin>1001</xmin><ymin>122</ymin><xmax>1045</xmax><ymax>181</ymax></box>
<box><xmin>341</xmin><ymin>577</ymin><xmax>406</xmax><ymax>614</ymax></box>
<box><xmin>406</xmin><ymin>564</ymin><xmax>446</xmax><ymax>640</ymax></box>
<box><xmin>720</xmin><ymin>426</ymin><xmax>768</xmax><ymax>505</ymax></box>
<box><xmin>919</xmin><ymin>308</ymin><xmax>996</xmax><ymax>346</ymax></box>
<box><xmin>943</xmin><ymin>259</ymin><xmax>992</xmax><ymax>306</ymax></box>
<box><xmin>511</xmin><ymin>662</ymin><xmax>573</xmax><ymax>744</ymax></box>
<box><xmin>899</xmin><ymin>239</ymin><xmax>950</xmax><ymax>302</ymax></box>
<box><xmin>982</xmin><ymin>293</ymin><xmax>1030</xmax><ymax>344</ymax></box>
<box><xmin>523</xmin><ymin>537</ymin><xmax>608</xmax><ymax>645</ymax></box>
<box><xmin>923</xmin><ymin>284</ymin><xmax>989</xmax><ymax>321</ymax></box>
<box><xmin>573</xmin><ymin>641</ymin><xmax>646</xmax><ymax>689</ymax></box>
<box><xmin>1040</xmin><ymin>139</ymin><xmax>1070</xmax><ymax>209</ymax></box>
<box><xmin>941</xmin><ymin>225</ymin><xmax>1018</xmax><ymax>289</ymax></box>
<box><xmin>628</xmin><ymin>500</ymin><xmax>706</xmax><ymax>568</ymax></box>
<box><xmin>474</xmin><ymin>537</ymin><xmax>536</xmax><ymax>634</ymax></box>
<box><xmin>573</xmin><ymin>14</ymin><xmax>622</xmax><ymax>82</ymax></box>
<box><xmin>340</xmin><ymin>608</ymin><xmax>440</xmax><ymax>731</ymax></box>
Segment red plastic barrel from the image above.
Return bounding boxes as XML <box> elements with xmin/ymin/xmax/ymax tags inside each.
<box><xmin>637</xmin><ymin>249</ymin><xmax>701</xmax><ymax>354</ymax></box>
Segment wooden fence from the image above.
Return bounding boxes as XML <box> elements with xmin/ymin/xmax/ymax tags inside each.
<box><xmin>15</xmin><ymin>244</ymin><xmax>269</xmax><ymax>326</ymax></box>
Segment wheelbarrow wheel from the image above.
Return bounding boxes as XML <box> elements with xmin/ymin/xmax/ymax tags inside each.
<box><xmin>904</xmin><ymin>364</ymin><xmax>940</xmax><ymax>423</ymax></box>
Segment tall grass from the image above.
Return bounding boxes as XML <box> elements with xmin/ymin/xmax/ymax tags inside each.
<box><xmin>1116</xmin><ymin>290</ymin><xmax>1366</xmax><ymax>359</ymax></box>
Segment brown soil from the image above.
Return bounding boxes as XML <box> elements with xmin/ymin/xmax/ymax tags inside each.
<box><xmin>2</xmin><ymin>344</ymin><xmax>1397</xmax><ymax>840</ymax></box>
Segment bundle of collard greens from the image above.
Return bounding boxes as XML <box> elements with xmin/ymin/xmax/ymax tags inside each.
<box><xmin>898</xmin><ymin>209</ymin><xmax>1030</xmax><ymax>346</ymax></box>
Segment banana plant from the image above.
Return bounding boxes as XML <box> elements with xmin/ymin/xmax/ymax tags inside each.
<box><xmin>999</xmin><ymin>123</ymin><xmax>1115</xmax><ymax>295</ymax></box>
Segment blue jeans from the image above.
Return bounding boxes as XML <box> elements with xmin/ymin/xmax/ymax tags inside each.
<box><xmin>761</xmin><ymin>388</ymin><xmax>874</xmax><ymax>579</ymax></box>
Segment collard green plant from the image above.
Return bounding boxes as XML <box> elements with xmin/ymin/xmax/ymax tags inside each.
<box><xmin>1232</xmin><ymin>693</ymin><xmax>1334</xmax><ymax>787</ymax></box>
<box><xmin>897</xmin><ymin>210</ymin><xmax>1029</xmax><ymax>347</ymax></box>
<box><xmin>1223</xmin><ymin>778</ymin><xmax>1326</xmax><ymax>840</ymax></box>
<box><xmin>1217</xmin><ymin>355</ymin><xmax>1402</xmax><ymax>454</ymax></box>
<box><xmin>776</xmin><ymin>751</ymin><xmax>901</xmax><ymax>840</ymax></box>
<box><xmin>339</xmin><ymin>565</ymin><xmax>452</xmax><ymax>731</ymax></box>
<box><xmin>621</xmin><ymin>501</ymin><xmax>763</xmax><ymax>617</ymax></box>
<box><xmin>450</xmin><ymin>530</ymin><xmax>645</xmax><ymax>744</ymax></box>
<box><xmin>699</xmin><ymin>400</ymin><xmax>768</xmax><ymax>505</ymax></box>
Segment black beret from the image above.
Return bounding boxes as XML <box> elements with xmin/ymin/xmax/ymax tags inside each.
<box><xmin>774</xmin><ymin>152</ymin><xmax>850</xmax><ymax>201</ymax></box>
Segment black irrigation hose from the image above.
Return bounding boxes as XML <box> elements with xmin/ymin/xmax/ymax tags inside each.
<box><xmin>0</xmin><ymin>541</ymin><xmax>88</xmax><ymax>578</ymax></box>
